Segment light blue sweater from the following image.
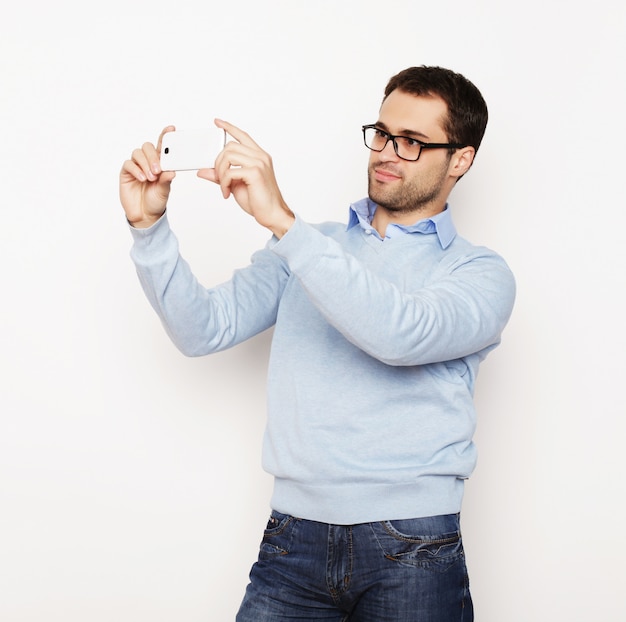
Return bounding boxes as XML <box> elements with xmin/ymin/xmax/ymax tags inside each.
<box><xmin>130</xmin><ymin>198</ymin><xmax>515</xmax><ymax>524</ymax></box>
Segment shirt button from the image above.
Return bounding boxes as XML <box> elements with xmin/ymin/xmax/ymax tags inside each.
<box><xmin>364</xmin><ymin>229</ymin><xmax>373</xmax><ymax>235</ymax></box>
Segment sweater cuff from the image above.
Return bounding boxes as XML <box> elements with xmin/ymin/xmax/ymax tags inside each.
<box><xmin>128</xmin><ymin>211</ymin><xmax>170</xmax><ymax>246</ymax></box>
<box><xmin>128</xmin><ymin>212</ymin><xmax>180</xmax><ymax>269</ymax></box>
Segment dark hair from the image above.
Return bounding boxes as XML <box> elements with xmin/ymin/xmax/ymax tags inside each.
<box><xmin>384</xmin><ymin>66</ymin><xmax>488</xmax><ymax>153</ymax></box>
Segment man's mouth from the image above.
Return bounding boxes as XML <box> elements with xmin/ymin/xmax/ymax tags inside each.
<box><xmin>373</xmin><ymin>166</ymin><xmax>402</xmax><ymax>183</ymax></box>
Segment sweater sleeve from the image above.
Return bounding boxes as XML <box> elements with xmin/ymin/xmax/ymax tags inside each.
<box><xmin>271</xmin><ymin>217</ymin><xmax>516</xmax><ymax>366</ymax></box>
<box><xmin>129</xmin><ymin>214</ymin><xmax>288</xmax><ymax>356</ymax></box>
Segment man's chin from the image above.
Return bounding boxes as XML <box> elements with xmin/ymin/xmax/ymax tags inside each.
<box><xmin>368</xmin><ymin>187</ymin><xmax>400</xmax><ymax>212</ymax></box>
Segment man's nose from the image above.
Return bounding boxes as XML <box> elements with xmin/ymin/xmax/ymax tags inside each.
<box><xmin>379</xmin><ymin>138</ymin><xmax>399</xmax><ymax>161</ymax></box>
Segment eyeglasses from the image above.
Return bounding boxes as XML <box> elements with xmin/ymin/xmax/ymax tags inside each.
<box><xmin>362</xmin><ymin>125</ymin><xmax>466</xmax><ymax>162</ymax></box>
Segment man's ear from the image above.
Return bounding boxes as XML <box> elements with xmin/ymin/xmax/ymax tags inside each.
<box><xmin>450</xmin><ymin>146</ymin><xmax>476</xmax><ymax>179</ymax></box>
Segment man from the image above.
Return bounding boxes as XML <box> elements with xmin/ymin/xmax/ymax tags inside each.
<box><xmin>119</xmin><ymin>65</ymin><xmax>515</xmax><ymax>621</ymax></box>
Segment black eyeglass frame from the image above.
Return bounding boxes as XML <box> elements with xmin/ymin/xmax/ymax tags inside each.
<box><xmin>361</xmin><ymin>124</ymin><xmax>466</xmax><ymax>162</ymax></box>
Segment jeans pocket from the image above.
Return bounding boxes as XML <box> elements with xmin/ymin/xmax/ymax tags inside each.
<box><xmin>373</xmin><ymin>514</ymin><xmax>464</xmax><ymax>571</ymax></box>
<box><xmin>259</xmin><ymin>511</ymin><xmax>296</xmax><ymax>558</ymax></box>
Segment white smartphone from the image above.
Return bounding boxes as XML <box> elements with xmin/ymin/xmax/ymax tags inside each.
<box><xmin>160</xmin><ymin>128</ymin><xmax>227</xmax><ymax>171</ymax></box>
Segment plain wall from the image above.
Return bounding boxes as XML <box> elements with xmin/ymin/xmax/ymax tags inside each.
<box><xmin>1</xmin><ymin>1</ymin><xmax>624</xmax><ymax>620</ymax></box>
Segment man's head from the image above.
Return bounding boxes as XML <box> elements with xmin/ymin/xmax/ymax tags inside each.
<box><xmin>383</xmin><ymin>66</ymin><xmax>488</xmax><ymax>155</ymax></box>
<box><xmin>365</xmin><ymin>66</ymin><xmax>488</xmax><ymax>219</ymax></box>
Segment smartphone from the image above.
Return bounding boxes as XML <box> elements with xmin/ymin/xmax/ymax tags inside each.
<box><xmin>160</xmin><ymin>128</ymin><xmax>227</xmax><ymax>171</ymax></box>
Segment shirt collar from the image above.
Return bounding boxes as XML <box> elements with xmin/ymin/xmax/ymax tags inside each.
<box><xmin>347</xmin><ymin>197</ymin><xmax>457</xmax><ymax>249</ymax></box>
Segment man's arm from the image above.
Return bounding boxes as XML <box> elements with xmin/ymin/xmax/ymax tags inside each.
<box><xmin>119</xmin><ymin>123</ymin><xmax>290</xmax><ymax>356</ymax></box>
<box><xmin>271</xmin><ymin>218</ymin><xmax>516</xmax><ymax>366</ymax></box>
<box><xmin>195</xmin><ymin>120</ymin><xmax>514</xmax><ymax>366</ymax></box>
<box><xmin>129</xmin><ymin>215</ymin><xmax>288</xmax><ymax>356</ymax></box>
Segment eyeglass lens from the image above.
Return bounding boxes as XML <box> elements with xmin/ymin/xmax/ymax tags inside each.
<box><xmin>363</xmin><ymin>127</ymin><xmax>422</xmax><ymax>161</ymax></box>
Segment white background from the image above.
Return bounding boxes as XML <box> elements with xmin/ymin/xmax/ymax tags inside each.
<box><xmin>1</xmin><ymin>1</ymin><xmax>624</xmax><ymax>620</ymax></box>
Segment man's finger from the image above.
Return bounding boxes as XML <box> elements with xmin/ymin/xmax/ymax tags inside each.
<box><xmin>156</xmin><ymin>125</ymin><xmax>176</xmax><ymax>153</ymax></box>
<box><xmin>214</xmin><ymin>118</ymin><xmax>261</xmax><ymax>149</ymax></box>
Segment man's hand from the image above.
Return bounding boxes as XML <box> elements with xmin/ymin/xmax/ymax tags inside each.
<box><xmin>198</xmin><ymin>119</ymin><xmax>295</xmax><ymax>239</ymax></box>
<box><xmin>119</xmin><ymin>126</ymin><xmax>177</xmax><ymax>228</ymax></box>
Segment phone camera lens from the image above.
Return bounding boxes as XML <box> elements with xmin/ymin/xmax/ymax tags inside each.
<box><xmin>164</xmin><ymin>147</ymin><xmax>169</xmax><ymax>154</ymax></box>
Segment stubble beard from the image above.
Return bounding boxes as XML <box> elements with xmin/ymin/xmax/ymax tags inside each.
<box><xmin>367</xmin><ymin>160</ymin><xmax>450</xmax><ymax>215</ymax></box>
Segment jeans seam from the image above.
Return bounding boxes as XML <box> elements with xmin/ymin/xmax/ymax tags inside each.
<box><xmin>381</xmin><ymin>521</ymin><xmax>460</xmax><ymax>545</ymax></box>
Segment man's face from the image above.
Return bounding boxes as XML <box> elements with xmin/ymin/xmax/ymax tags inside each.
<box><xmin>367</xmin><ymin>90</ymin><xmax>455</xmax><ymax>216</ymax></box>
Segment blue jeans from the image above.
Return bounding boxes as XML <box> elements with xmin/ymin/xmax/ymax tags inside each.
<box><xmin>236</xmin><ymin>512</ymin><xmax>473</xmax><ymax>621</ymax></box>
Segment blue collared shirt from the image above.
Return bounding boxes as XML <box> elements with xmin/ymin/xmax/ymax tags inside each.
<box><xmin>347</xmin><ymin>197</ymin><xmax>457</xmax><ymax>249</ymax></box>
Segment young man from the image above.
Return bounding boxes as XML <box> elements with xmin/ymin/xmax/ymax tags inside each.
<box><xmin>120</xmin><ymin>66</ymin><xmax>515</xmax><ymax>621</ymax></box>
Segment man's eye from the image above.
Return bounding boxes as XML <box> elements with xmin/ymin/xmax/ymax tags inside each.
<box><xmin>374</xmin><ymin>129</ymin><xmax>388</xmax><ymax>139</ymax></box>
<box><xmin>399</xmin><ymin>137</ymin><xmax>419</xmax><ymax>148</ymax></box>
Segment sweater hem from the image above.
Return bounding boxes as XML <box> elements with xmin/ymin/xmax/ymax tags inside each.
<box><xmin>269</xmin><ymin>476</ymin><xmax>465</xmax><ymax>525</ymax></box>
